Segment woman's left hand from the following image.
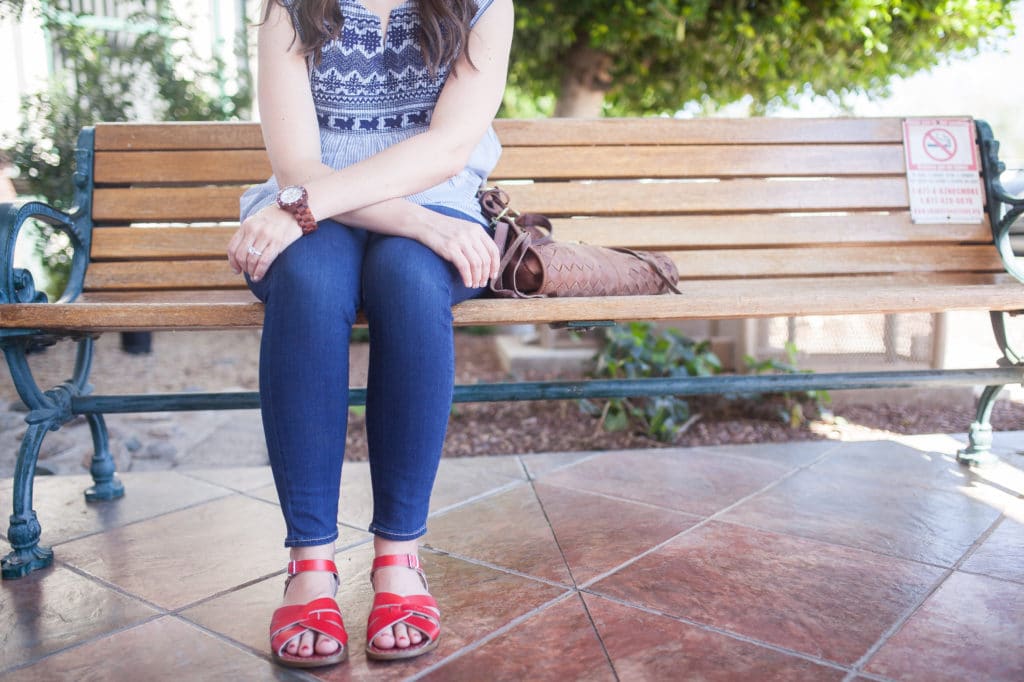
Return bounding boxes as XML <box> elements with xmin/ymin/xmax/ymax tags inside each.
<box><xmin>227</xmin><ymin>203</ymin><xmax>304</xmax><ymax>282</ymax></box>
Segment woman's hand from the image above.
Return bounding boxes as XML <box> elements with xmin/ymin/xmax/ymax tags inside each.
<box><xmin>227</xmin><ymin>203</ymin><xmax>304</xmax><ymax>282</ymax></box>
<box><xmin>418</xmin><ymin>213</ymin><xmax>500</xmax><ymax>289</ymax></box>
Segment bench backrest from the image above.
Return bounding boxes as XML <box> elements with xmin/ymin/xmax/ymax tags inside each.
<box><xmin>83</xmin><ymin>118</ymin><xmax>1000</xmax><ymax>296</ymax></box>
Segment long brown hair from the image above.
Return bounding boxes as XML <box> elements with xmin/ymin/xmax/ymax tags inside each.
<box><xmin>265</xmin><ymin>0</ymin><xmax>479</xmax><ymax>74</ymax></box>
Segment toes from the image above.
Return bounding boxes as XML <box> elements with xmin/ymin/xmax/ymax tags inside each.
<box><xmin>374</xmin><ymin>630</ymin><xmax>397</xmax><ymax>650</ymax></box>
<box><xmin>393</xmin><ymin>623</ymin><xmax>411</xmax><ymax>648</ymax></box>
<box><xmin>409</xmin><ymin>627</ymin><xmax>423</xmax><ymax>645</ymax></box>
<box><xmin>298</xmin><ymin>630</ymin><xmax>315</xmax><ymax>656</ymax></box>
<box><xmin>315</xmin><ymin>633</ymin><xmax>340</xmax><ymax>656</ymax></box>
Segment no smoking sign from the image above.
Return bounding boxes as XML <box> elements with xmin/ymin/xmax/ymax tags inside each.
<box><xmin>902</xmin><ymin>118</ymin><xmax>983</xmax><ymax>224</ymax></box>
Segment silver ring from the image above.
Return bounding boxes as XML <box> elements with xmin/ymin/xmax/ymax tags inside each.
<box><xmin>247</xmin><ymin>245</ymin><xmax>263</xmax><ymax>257</ymax></box>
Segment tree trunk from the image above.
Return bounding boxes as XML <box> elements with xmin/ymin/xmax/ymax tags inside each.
<box><xmin>553</xmin><ymin>40</ymin><xmax>614</xmax><ymax>118</ymax></box>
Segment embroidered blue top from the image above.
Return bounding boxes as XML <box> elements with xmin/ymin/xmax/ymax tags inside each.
<box><xmin>240</xmin><ymin>0</ymin><xmax>501</xmax><ymax>224</ymax></box>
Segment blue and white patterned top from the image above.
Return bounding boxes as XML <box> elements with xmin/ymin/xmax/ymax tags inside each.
<box><xmin>240</xmin><ymin>0</ymin><xmax>501</xmax><ymax>224</ymax></box>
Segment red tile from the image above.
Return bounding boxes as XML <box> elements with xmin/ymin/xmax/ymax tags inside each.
<box><xmin>867</xmin><ymin>572</ymin><xmax>1024</xmax><ymax>681</ymax></box>
<box><xmin>424</xmin><ymin>484</ymin><xmax>572</xmax><ymax>584</ymax></box>
<box><xmin>537</xmin><ymin>449</ymin><xmax>789</xmax><ymax>516</ymax></box>
<box><xmin>960</xmin><ymin>501</ymin><xmax>1024</xmax><ymax>584</ymax></box>
<box><xmin>721</xmin><ymin>467</ymin><xmax>1002</xmax><ymax>566</ymax></box>
<box><xmin>0</xmin><ymin>566</ymin><xmax>155</xmax><ymax>671</ymax></box>
<box><xmin>590</xmin><ymin>522</ymin><xmax>945</xmax><ymax>665</ymax></box>
<box><xmin>421</xmin><ymin>594</ymin><xmax>615</xmax><ymax>682</ymax></box>
<box><xmin>0</xmin><ymin>471</ymin><xmax>231</xmax><ymax>546</ymax></box>
<box><xmin>57</xmin><ymin>495</ymin><xmax>292</xmax><ymax>609</ymax></box>
<box><xmin>3</xmin><ymin>617</ymin><xmax>285</xmax><ymax>681</ymax></box>
<box><xmin>584</xmin><ymin>594</ymin><xmax>845</xmax><ymax>680</ymax></box>
<box><xmin>533</xmin><ymin>482</ymin><xmax>700</xmax><ymax>584</ymax></box>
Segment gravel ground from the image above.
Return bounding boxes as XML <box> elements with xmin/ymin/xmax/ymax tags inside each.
<box><xmin>1</xmin><ymin>329</ymin><xmax>1022</xmax><ymax>475</ymax></box>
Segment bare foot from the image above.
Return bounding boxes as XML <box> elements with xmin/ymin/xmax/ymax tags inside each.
<box><xmin>280</xmin><ymin>545</ymin><xmax>342</xmax><ymax>658</ymax></box>
<box><xmin>370</xmin><ymin>539</ymin><xmax>430</xmax><ymax>651</ymax></box>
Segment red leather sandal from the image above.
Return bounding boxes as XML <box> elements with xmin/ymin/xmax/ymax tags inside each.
<box><xmin>269</xmin><ymin>559</ymin><xmax>348</xmax><ymax>669</ymax></box>
<box><xmin>365</xmin><ymin>554</ymin><xmax>441</xmax><ymax>661</ymax></box>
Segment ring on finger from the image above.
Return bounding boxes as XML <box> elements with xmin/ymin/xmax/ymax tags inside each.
<box><xmin>247</xmin><ymin>244</ymin><xmax>263</xmax><ymax>257</ymax></box>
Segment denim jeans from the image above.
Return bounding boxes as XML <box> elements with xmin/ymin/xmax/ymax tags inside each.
<box><xmin>246</xmin><ymin>206</ymin><xmax>488</xmax><ymax>547</ymax></box>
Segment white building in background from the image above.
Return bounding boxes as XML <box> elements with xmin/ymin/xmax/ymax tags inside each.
<box><xmin>0</xmin><ymin>0</ymin><xmax>253</xmax><ymax>137</ymax></box>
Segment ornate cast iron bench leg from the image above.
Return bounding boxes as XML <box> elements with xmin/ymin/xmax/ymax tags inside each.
<box><xmin>957</xmin><ymin>311</ymin><xmax>1022</xmax><ymax>467</ymax></box>
<box><xmin>1</xmin><ymin>336</ymin><xmax>124</xmax><ymax>579</ymax></box>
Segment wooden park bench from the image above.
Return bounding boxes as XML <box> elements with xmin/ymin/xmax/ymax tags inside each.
<box><xmin>1</xmin><ymin>117</ymin><xmax>1022</xmax><ymax>579</ymax></box>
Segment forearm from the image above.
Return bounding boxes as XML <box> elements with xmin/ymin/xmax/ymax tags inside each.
<box><xmin>301</xmin><ymin>131</ymin><xmax>469</xmax><ymax>222</ymax></box>
<box><xmin>333</xmin><ymin>198</ymin><xmax>443</xmax><ymax>241</ymax></box>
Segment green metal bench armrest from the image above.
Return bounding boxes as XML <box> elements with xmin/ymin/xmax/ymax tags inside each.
<box><xmin>977</xmin><ymin>120</ymin><xmax>1024</xmax><ymax>284</ymax></box>
<box><xmin>0</xmin><ymin>200</ymin><xmax>90</xmax><ymax>307</ymax></box>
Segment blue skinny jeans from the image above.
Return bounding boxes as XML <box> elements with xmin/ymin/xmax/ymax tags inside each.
<box><xmin>246</xmin><ymin>206</ymin><xmax>488</xmax><ymax>547</ymax></box>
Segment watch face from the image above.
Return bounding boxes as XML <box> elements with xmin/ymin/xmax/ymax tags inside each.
<box><xmin>279</xmin><ymin>186</ymin><xmax>303</xmax><ymax>205</ymax></box>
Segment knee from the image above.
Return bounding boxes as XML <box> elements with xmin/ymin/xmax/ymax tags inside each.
<box><xmin>362</xmin><ymin>239</ymin><xmax>453</xmax><ymax>313</ymax></box>
<box><xmin>262</xmin><ymin>229</ymin><xmax>362</xmax><ymax>320</ymax></box>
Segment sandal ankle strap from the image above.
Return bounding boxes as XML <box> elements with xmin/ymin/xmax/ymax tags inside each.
<box><xmin>370</xmin><ymin>553</ymin><xmax>428</xmax><ymax>590</ymax></box>
<box><xmin>288</xmin><ymin>559</ymin><xmax>338</xmax><ymax>577</ymax></box>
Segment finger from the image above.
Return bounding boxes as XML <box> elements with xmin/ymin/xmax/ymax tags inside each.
<box><xmin>249</xmin><ymin>244</ymin><xmax>275</xmax><ymax>282</ymax></box>
<box><xmin>450</xmin><ymin>250</ymin><xmax>473</xmax><ymax>288</ymax></box>
<box><xmin>468</xmin><ymin>235</ymin><xmax>493</xmax><ymax>288</ymax></box>
<box><xmin>226</xmin><ymin>231</ymin><xmax>245</xmax><ymax>274</ymax></box>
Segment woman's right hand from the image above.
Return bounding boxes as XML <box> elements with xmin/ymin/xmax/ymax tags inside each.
<box><xmin>419</xmin><ymin>212</ymin><xmax>501</xmax><ymax>289</ymax></box>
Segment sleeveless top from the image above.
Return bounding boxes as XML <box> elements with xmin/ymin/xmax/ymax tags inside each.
<box><xmin>240</xmin><ymin>0</ymin><xmax>501</xmax><ymax>224</ymax></box>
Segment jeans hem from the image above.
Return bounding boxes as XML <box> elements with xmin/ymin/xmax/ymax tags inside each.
<box><xmin>368</xmin><ymin>522</ymin><xmax>427</xmax><ymax>541</ymax></box>
<box><xmin>284</xmin><ymin>531</ymin><xmax>340</xmax><ymax>549</ymax></box>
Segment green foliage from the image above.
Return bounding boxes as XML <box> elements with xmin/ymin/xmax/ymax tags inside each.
<box><xmin>581</xmin><ymin>322</ymin><xmax>721</xmax><ymax>442</ymax></box>
<box><xmin>506</xmin><ymin>1</ymin><xmax>1017</xmax><ymax>116</ymax></box>
<box><xmin>2</xmin><ymin>2</ymin><xmax>251</xmax><ymax>300</ymax></box>
<box><xmin>743</xmin><ymin>342</ymin><xmax>832</xmax><ymax>427</ymax></box>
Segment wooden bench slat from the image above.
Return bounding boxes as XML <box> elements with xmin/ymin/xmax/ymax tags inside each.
<box><xmin>92</xmin><ymin>118</ymin><xmax>908</xmax><ymax>152</ymax></box>
<box><xmin>5</xmin><ymin>273</ymin><xmax>1020</xmax><ymax>332</ymax></box>
<box><xmin>91</xmin><ymin>227</ymin><xmax>238</xmax><ymax>259</ymax></box>
<box><xmin>92</xmin><ymin>144</ymin><xmax>908</xmax><ymax>185</ymax></box>
<box><xmin>92</xmin><ymin>177</ymin><xmax>914</xmax><ymax>223</ymax></box>
<box><xmin>87</xmin><ymin>215</ymin><xmax>992</xmax><ymax>262</ymax></box>
<box><xmin>546</xmin><ymin>214</ymin><xmax>992</xmax><ymax>248</ymax></box>
<box><xmin>668</xmin><ymin>245</ymin><xmax>1003</xmax><ymax>278</ymax></box>
<box><xmin>81</xmin><ymin>243</ymin><xmax>1002</xmax><ymax>292</ymax></box>
<box><xmin>94</xmin><ymin>150</ymin><xmax>272</xmax><ymax>185</ymax></box>
<box><xmin>493</xmin><ymin>117</ymin><xmax>906</xmax><ymax>146</ymax></box>
<box><xmin>494</xmin><ymin>144</ymin><xmax>907</xmax><ymax>179</ymax></box>
<box><xmin>94</xmin><ymin>122</ymin><xmax>266</xmax><ymax>151</ymax></box>
<box><xmin>84</xmin><ymin>261</ymin><xmax>246</xmax><ymax>291</ymax></box>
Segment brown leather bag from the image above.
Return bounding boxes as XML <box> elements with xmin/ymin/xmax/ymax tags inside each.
<box><xmin>479</xmin><ymin>187</ymin><xmax>681</xmax><ymax>298</ymax></box>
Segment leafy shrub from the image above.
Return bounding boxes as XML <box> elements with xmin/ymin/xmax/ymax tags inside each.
<box><xmin>742</xmin><ymin>341</ymin><xmax>832</xmax><ymax>427</ymax></box>
<box><xmin>581</xmin><ymin>322</ymin><xmax>721</xmax><ymax>442</ymax></box>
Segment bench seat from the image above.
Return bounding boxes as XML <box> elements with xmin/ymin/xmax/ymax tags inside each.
<box><xmin>2</xmin><ymin>272</ymin><xmax>1021</xmax><ymax>332</ymax></box>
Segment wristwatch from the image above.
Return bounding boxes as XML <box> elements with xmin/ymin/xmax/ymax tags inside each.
<box><xmin>276</xmin><ymin>185</ymin><xmax>318</xmax><ymax>235</ymax></box>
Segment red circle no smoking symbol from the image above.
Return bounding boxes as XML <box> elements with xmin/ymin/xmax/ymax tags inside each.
<box><xmin>923</xmin><ymin>128</ymin><xmax>957</xmax><ymax>162</ymax></box>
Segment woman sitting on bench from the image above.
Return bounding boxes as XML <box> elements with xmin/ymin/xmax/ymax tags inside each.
<box><xmin>227</xmin><ymin>0</ymin><xmax>513</xmax><ymax>668</ymax></box>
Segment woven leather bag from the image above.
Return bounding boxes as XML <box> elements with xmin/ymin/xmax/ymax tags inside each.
<box><xmin>479</xmin><ymin>187</ymin><xmax>681</xmax><ymax>298</ymax></box>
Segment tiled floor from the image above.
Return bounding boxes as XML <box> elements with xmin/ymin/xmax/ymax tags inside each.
<box><xmin>2</xmin><ymin>431</ymin><xmax>1023</xmax><ymax>681</ymax></box>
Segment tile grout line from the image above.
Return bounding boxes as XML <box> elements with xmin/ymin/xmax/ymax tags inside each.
<box><xmin>404</xmin><ymin>591</ymin><xmax>577</xmax><ymax>681</ymax></box>
<box><xmin>0</xmin><ymin>609</ymin><xmax>168</xmax><ymax>677</ymax></box>
<box><xmin>419</xmin><ymin>545</ymin><xmax>576</xmax><ymax>592</ymax></box>
<box><xmin>844</xmin><ymin>481</ymin><xmax>1022</xmax><ymax>680</ymax></box>
<box><xmin>578</xmin><ymin>589</ymin><xmax>852</xmax><ymax>675</ymax></box>
<box><xmin>526</xmin><ymin>472</ymin><xmax>621</xmax><ymax>681</ymax></box>
<box><xmin>841</xmin><ymin>569</ymin><xmax>953</xmax><ymax>682</ymax></box>
<box><xmin>47</xmin><ymin>486</ymin><xmax>248</xmax><ymax>549</ymax></box>
<box><xmin>578</xmin><ymin>444</ymin><xmax>841</xmax><ymax>590</ymax></box>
